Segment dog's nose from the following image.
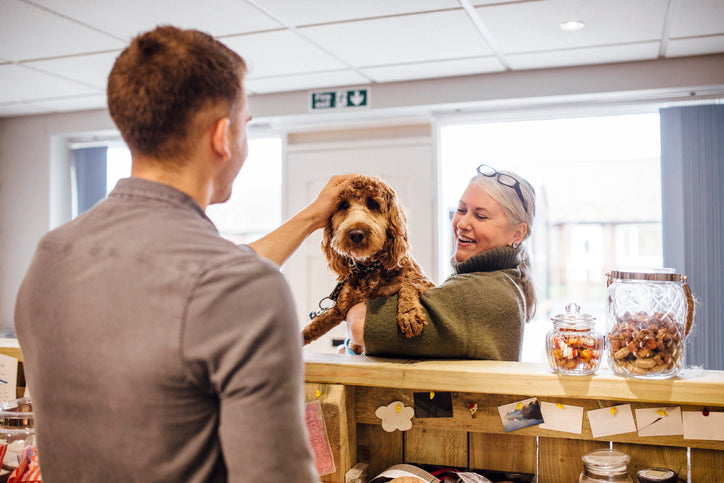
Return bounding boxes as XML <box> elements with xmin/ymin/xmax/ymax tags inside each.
<box><xmin>349</xmin><ymin>229</ymin><xmax>365</xmax><ymax>244</ymax></box>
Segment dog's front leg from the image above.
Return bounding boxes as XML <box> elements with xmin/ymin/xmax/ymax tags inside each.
<box><xmin>302</xmin><ymin>286</ymin><xmax>361</xmax><ymax>345</ymax></box>
<box><xmin>302</xmin><ymin>305</ymin><xmax>346</xmax><ymax>345</ymax></box>
<box><xmin>396</xmin><ymin>277</ymin><xmax>434</xmax><ymax>338</ymax></box>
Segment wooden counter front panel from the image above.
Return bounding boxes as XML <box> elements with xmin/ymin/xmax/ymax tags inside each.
<box><xmin>303</xmin><ymin>357</ymin><xmax>724</xmax><ymax>483</ymax></box>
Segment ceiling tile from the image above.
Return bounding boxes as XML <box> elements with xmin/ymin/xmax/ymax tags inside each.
<box><xmin>0</xmin><ymin>0</ymin><xmax>126</xmax><ymax>61</ymax></box>
<box><xmin>469</xmin><ymin>0</ymin><xmax>525</xmax><ymax>4</ymax></box>
<box><xmin>507</xmin><ymin>42</ymin><xmax>660</xmax><ymax>70</ymax></box>
<box><xmin>252</xmin><ymin>0</ymin><xmax>460</xmax><ymax>26</ymax></box>
<box><xmin>221</xmin><ymin>30</ymin><xmax>348</xmax><ymax>78</ymax></box>
<box><xmin>0</xmin><ymin>64</ymin><xmax>101</xmax><ymax>104</ymax></box>
<box><xmin>362</xmin><ymin>56</ymin><xmax>505</xmax><ymax>83</ymax></box>
<box><xmin>669</xmin><ymin>0</ymin><xmax>724</xmax><ymax>38</ymax></box>
<box><xmin>28</xmin><ymin>0</ymin><xmax>283</xmax><ymax>40</ymax></box>
<box><xmin>0</xmin><ymin>103</ymin><xmax>52</xmax><ymax>117</ymax></box>
<box><xmin>245</xmin><ymin>70</ymin><xmax>369</xmax><ymax>94</ymax></box>
<box><xmin>476</xmin><ymin>0</ymin><xmax>668</xmax><ymax>54</ymax></box>
<box><xmin>24</xmin><ymin>51</ymin><xmax>120</xmax><ymax>90</ymax></box>
<box><xmin>24</xmin><ymin>94</ymin><xmax>108</xmax><ymax>113</ymax></box>
<box><xmin>300</xmin><ymin>10</ymin><xmax>493</xmax><ymax>68</ymax></box>
<box><xmin>666</xmin><ymin>35</ymin><xmax>724</xmax><ymax>57</ymax></box>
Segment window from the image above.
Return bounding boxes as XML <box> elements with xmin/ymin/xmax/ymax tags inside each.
<box><xmin>206</xmin><ymin>137</ymin><xmax>282</xmax><ymax>244</ymax></box>
<box><xmin>440</xmin><ymin>113</ymin><xmax>662</xmax><ymax>363</ymax></box>
<box><xmin>76</xmin><ymin>137</ymin><xmax>283</xmax><ymax>244</ymax></box>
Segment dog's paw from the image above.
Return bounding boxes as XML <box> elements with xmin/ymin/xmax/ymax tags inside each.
<box><xmin>397</xmin><ymin>307</ymin><xmax>427</xmax><ymax>338</ymax></box>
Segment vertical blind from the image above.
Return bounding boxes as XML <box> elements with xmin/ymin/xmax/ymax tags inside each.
<box><xmin>74</xmin><ymin>146</ymin><xmax>108</xmax><ymax>216</ymax></box>
<box><xmin>660</xmin><ymin>104</ymin><xmax>724</xmax><ymax>370</ymax></box>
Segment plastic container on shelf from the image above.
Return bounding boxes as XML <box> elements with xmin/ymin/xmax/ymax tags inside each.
<box><xmin>606</xmin><ymin>269</ymin><xmax>694</xmax><ymax>379</ymax></box>
<box><xmin>546</xmin><ymin>302</ymin><xmax>603</xmax><ymax>375</ymax></box>
<box><xmin>579</xmin><ymin>448</ymin><xmax>633</xmax><ymax>483</ymax></box>
<box><xmin>0</xmin><ymin>397</ymin><xmax>34</xmax><ymax>470</ymax></box>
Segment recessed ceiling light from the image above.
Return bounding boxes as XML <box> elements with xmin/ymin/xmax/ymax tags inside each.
<box><xmin>560</xmin><ymin>20</ymin><xmax>585</xmax><ymax>31</ymax></box>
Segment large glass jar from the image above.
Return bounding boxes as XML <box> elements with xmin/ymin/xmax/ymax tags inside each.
<box><xmin>606</xmin><ymin>269</ymin><xmax>694</xmax><ymax>379</ymax></box>
<box><xmin>579</xmin><ymin>448</ymin><xmax>633</xmax><ymax>483</ymax></box>
<box><xmin>0</xmin><ymin>398</ymin><xmax>34</xmax><ymax>470</ymax></box>
<box><xmin>546</xmin><ymin>303</ymin><xmax>603</xmax><ymax>375</ymax></box>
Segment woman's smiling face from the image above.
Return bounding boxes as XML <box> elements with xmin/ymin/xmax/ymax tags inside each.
<box><xmin>452</xmin><ymin>183</ymin><xmax>523</xmax><ymax>262</ymax></box>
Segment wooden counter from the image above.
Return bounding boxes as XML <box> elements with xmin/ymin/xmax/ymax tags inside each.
<box><xmin>304</xmin><ymin>353</ymin><xmax>724</xmax><ymax>483</ymax></box>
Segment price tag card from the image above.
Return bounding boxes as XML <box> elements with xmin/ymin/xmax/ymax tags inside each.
<box><xmin>0</xmin><ymin>354</ymin><xmax>18</xmax><ymax>402</ymax></box>
<box><xmin>539</xmin><ymin>401</ymin><xmax>584</xmax><ymax>434</ymax></box>
<box><xmin>497</xmin><ymin>397</ymin><xmax>544</xmax><ymax>433</ymax></box>
<box><xmin>587</xmin><ymin>404</ymin><xmax>636</xmax><ymax>438</ymax></box>
<box><xmin>635</xmin><ymin>407</ymin><xmax>683</xmax><ymax>437</ymax></box>
<box><xmin>304</xmin><ymin>400</ymin><xmax>336</xmax><ymax>476</ymax></box>
<box><xmin>682</xmin><ymin>410</ymin><xmax>724</xmax><ymax>441</ymax></box>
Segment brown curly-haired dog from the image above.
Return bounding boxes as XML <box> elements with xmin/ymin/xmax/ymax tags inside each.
<box><xmin>302</xmin><ymin>175</ymin><xmax>434</xmax><ymax>352</ymax></box>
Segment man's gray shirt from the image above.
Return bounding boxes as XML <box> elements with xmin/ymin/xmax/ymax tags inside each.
<box><xmin>15</xmin><ymin>178</ymin><xmax>317</xmax><ymax>482</ymax></box>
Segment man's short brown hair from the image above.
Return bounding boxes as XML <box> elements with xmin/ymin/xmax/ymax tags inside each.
<box><xmin>107</xmin><ymin>26</ymin><xmax>247</xmax><ymax>162</ymax></box>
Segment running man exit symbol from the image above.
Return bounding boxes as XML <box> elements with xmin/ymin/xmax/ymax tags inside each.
<box><xmin>310</xmin><ymin>88</ymin><xmax>369</xmax><ymax>111</ymax></box>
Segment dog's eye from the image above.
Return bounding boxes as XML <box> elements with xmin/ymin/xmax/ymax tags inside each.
<box><xmin>366</xmin><ymin>198</ymin><xmax>380</xmax><ymax>211</ymax></box>
<box><xmin>338</xmin><ymin>200</ymin><xmax>350</xmax><ymax>210</ymax></box>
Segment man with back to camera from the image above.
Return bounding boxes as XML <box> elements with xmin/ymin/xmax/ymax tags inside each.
<box><xmin>14</xmin><ymin>25</ymin><xmax>352</xmax><ymax>482</ymax></box>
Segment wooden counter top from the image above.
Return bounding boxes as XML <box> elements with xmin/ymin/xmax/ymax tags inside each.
<box><xmin>304</xmin><ymin>353</ymin><xmax>724</xmax><ymax>406</ymax></box>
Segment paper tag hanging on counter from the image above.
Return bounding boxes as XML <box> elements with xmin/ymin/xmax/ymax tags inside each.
<box><xmin>635</xmin><ymin>407</ymin><xmax>683</xmax><ymax>437</ymax></box>
<box><xmin>304</xmin><ymin>400</ymin><xmax>336</xmax><ymax>476</ymax></box>
<box><xmin>375</xmin><ymin>401</ymin><xmax>414</xmax><ymax>432</ymax></box>
<box><xmin>587</xmin><ymin>404</ymin><xmax>636</xmax><ymax>438</ymax></box>
<box><xmin>497</xmin><ymin>397</ymin><xmax>544</xmax><ymax>433</ymax></box>
<box><xmin>0</xmin><ymin>354</ymin><xmax>18</xmax><ymax>402</ymax></box>
<box><xmin>682</xmin><ymin>410</ymin><xmax>724</xmax><ymax>441</ymax></box>
<box><xmin>413</xmin><ymin>391</ymin><xmax>452</xmax><ymax>418</ymax></box>
<box><xmin>539</xmin><ymin>401</ymin><xmax>584</xmax><ymax>434</ymax></box>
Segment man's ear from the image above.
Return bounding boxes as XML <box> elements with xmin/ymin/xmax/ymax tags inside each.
<box><xmin>210</xmin><ymin>117</ymin><xmax>231</xmax><ymax>160</ymax></box>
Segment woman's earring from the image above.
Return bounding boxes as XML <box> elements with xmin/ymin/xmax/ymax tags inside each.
<box><xmin>510</xmin><ymin>242</ymin><xmax>519</xmax><ymax>248</ymax></box>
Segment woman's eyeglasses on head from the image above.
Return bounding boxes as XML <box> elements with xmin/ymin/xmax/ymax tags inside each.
<box><xmin>476</xmin><ymin>164</ymin><xmax>528</xmax><ymax>213</ymax></box>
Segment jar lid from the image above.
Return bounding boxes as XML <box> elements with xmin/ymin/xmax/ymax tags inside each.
<box><xmin>0</xmin><ymin>397</ymin><xmax>32</xmax><ymax>419</ymax></box>
<box><xmin>608</xmin><ymin>268</ymin><xmax>685</xmax><ymax>282</ymax></box>
<box><xmin>551</xmin><ymin>302</ymin><xmax>596</xmax><ymax>326</ymax></box>
<box><xmin>636</xmin><ymin>467</ymin><xmax>677</xmax><ymax>483</ymax></box>
<box><xmin>581</xmin><ymin>448</ymin><xmax>630</xmax><ymax>470</ymax></box>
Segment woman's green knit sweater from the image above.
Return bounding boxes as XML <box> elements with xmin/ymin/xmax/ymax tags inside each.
<box><xmin>364</xmin><ymin>246</ymin><xmax>526</xmax><ymax>360</ymax></box>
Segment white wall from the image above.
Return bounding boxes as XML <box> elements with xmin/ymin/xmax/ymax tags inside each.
<box><xmin>1</xmin><ymin>54</ymin><xmax>723</xmax><ymax>330</ymax></box>
<box><xmin>0</xmin><ymin>109</ymin><xmax>115</xmax><ymax>328</ymax></box>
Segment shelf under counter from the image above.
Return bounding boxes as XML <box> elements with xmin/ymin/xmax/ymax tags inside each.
<box><xmin>303</xmin><ymin>352</ymin><xmax>724</xmax><ymax>483</ymax></box>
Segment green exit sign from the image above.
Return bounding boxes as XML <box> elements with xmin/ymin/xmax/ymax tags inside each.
<box><xmin>310</xmin><ymin>88</ymin><xmax>369</xmax><ymax>111</ymax></box>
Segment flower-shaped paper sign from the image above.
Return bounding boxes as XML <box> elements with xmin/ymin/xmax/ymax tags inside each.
<box><xmin>375</xmin><ymin>401</ymin><xmax>414</xmax><ymax>432</ymax></box>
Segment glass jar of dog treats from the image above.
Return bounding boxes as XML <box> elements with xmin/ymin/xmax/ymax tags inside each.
<box><xmin>546</xmin><ymin>303</ymin><xmax>603</xmax><ymax>375</ymax></box>
<box><xmin>579</xmin><ymin>448</ymin><xmax>633</xmax><ymax>483</ymax></box>
<box><xmin>606</xmin><ymin>269</ymin><xmax>694</xmax><ymax>379</ymax></box>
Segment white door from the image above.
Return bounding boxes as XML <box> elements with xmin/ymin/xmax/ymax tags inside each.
<box><xmin>284</xmin><ymin>134</ymin><xmax>436</xmax><ymax>354</ymax></box>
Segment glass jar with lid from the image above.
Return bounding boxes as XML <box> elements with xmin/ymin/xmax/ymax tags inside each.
<box><xmin>606</xmin><ymin>269</ymin><xmax>694</xmax><ymax>379</ymax></box>
<box><xmin>579</xmin><ymin>448</ymin><xmax>633</xmax><ymax>483</ymax></box>
<box><xmin>0</xmin><ymin>398</ymin><xmax>34</xmax><ymax>470</ymax></box>
<box><xmin>546</xmin><ymin>302</ymin><xmax>603</xmax><ymax>375</ymax></box>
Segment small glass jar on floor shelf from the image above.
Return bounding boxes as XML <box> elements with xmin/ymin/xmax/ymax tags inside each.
<box><xmin>579</xmin><ymin>448</ymin><xmax>633</xmax><ymax>483</ymax></box>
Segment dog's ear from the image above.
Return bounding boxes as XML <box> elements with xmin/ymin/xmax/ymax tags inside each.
<box><xmin>321</xmin><ymin>222</ymin><xmax>352</xmax><ymax>278</ymax></box>
<box><xmin>380</xmin><ymin>198</ymin><xmax>410</xmax><ymax>270</ymax></box>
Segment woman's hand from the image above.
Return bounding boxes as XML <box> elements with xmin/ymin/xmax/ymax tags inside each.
<box><xmin>345</xmin><ymin>302</ymin><xmax>367</xmax><ymax>349</ymax></box>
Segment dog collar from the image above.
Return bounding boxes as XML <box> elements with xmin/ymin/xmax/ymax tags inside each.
<box><xmin>308</xmin><ymin>259</ymin><xmax>385</xmax><ymax>320</ymax></box>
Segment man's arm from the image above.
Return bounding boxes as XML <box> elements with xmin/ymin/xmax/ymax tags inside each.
<box><xmin>249</xmin><ymin>174</ymin><xmax>355</xmax><ymax>266</ymax></box>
